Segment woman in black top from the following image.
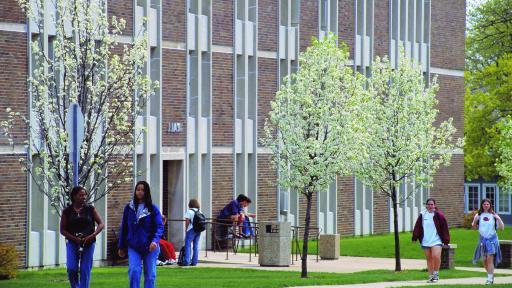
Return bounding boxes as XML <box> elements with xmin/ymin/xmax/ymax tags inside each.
<box><xmin>60</xmin><ymin>186</ymin><xmax>104</xmax><ymax>288</ymax></box>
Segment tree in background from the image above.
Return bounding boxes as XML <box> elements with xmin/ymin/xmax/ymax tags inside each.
<box><xmin>354</xmin><ymin>53</ymin><xmax>462</xmax><ymax>271</ymax></box>
<box><xmin>1</xmin><ymin>0</ymin><xmax>157</xmax><ymax>213</ymax></box>
<box><xmin>263</xmin><ymin>34</ymin><xmax>367</xmax><ymax>278</ymax></box>
<box><xmin>465</xmin><ymin>0</ymin><xmax>512</xmax><ymax>180</ymax></box>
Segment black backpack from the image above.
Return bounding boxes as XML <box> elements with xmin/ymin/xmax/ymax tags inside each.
<box><xmin>192</xmin><ymin>209</ymin><xmax>206</xmax><ymax>233</ymax></box>
<box><xmin>177</xmin><ymin>246</ymin><xmax>185</xmax><ymax>266</ymax></box>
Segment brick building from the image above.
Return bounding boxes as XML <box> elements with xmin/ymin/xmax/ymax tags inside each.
<box><xmin>0</xmin><ymin>0</ymin><xmax>465</xmax><ymax>267</ymax></box>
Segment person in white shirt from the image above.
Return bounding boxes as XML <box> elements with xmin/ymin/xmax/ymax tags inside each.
<box><xmin>412</xmin><ymin>198</ymin><xmax>450</xmax><ymax>284</ymax></box>
<box><xmin>183</xmin><ymin>199</ymin><xmax>202</xmax><ymax>266</ymax></box>
<box><xmin>472</xmin><ymin>198</ymin><xmax>505</xmax><ymax>285</ymax></box>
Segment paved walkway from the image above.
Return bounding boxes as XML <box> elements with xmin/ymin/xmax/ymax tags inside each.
<box><xmin>193</xmin><ymin>251</ymin><xmax>512</xmax><ymax>287</ymax></box>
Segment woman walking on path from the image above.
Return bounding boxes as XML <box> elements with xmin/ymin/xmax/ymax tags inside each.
<box><xmin>412</xmin><ymin>198</ymin><xmax>450</xmax><ymax>283</ymax></box>
<box><xmin>60</xmin><ymin>186</ymin><xmax>105</xmax><ymax>288</ymax></box>
<box><xmin>472</xmin><ymin>198</ymin><xmax>505</xmax><ymax>285</ymax></box>
<box><xmin>118</xmin><ymin>181</ymin><xmax>164</xmax><ymax>288</ymax></box>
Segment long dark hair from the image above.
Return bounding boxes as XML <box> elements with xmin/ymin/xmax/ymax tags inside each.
<box><xmin>70</xmin><ymin>186</ymin><xmax>86</xmax><ymax>205</ymax></box>
<box><xmin>133</xmin><ymin>180</ymin><xmax>153</xmax><ymax>211</ymax></box>
<box><xmin>478</xmin><ymin>198</ymin><xmax>494</xmax><ymax>215</ymax></box>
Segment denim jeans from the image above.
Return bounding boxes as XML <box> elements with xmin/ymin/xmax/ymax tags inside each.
<box><xmin>128</xmin><ymin>246</ymin><xmax>159</xmax><ymax>288</ymax></box>
<box><xmin>66</xmin><ymin>241</ymin><xmax>95</xmax><ymax>288</ymax></box>
<box><xmin>184</xmin><ymin>229</ymin><xmax>201</xmax><ymax>266</ymax></box>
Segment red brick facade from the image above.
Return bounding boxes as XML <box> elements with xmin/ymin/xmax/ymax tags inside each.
<box><xmin>0</xmin><ymin>0</ymin><xmax>465</xmax><ymax>266</ymax></box>
<box><xmin>212</xmin><ymin>52</ymin><xmax>234</xmax><ymax>146</ymax></box>
<box><xmin>257</xmin><ymin>154</ymin><xmax>277</xmax><ymax>222</ymax></box>
<box><xmin>300</xmin><ymin>0</ymin><xmax>318</xmax><ymax>52</ymax></box>
<box><xmin>337</xmin><ymin>176</ymin><xmax>354</xmax><ymax>236</ymax></box>
<box><xmin>0</xmin><ymin>0</ymin><xmax>25</xmax><ymax>23</ymax></box>
<box><xmin>258</xmin><ymin>0</ymin><xmax>278</xmax><ymax>52</ymax></box>
<box><xmin>162</xmin><ymin>49</ymin><xmax>187</xmax><ymax>147</ymax></box>
<box><xmin>0</xmin><ymin>155</ymin><xmax>28</xmax><ymax>267</ymax></box>
<box><xmin>107</xmin><ymin>0</ymin><xmax>133</xmax><ymax>36</ymax></box>
<box><xmin>163</xmin><ymin>0</ymin><xmax>186</xmax><ymax>42</ymax></box>
<box><xmin>212</xmin><ymin>1</ymin><xmax>233</xmax><ymax>46</ymax></box>
<box><xmin>431</xmin><ymin>0</ymin><xmax>466</xmax><ymax>70</ymax></box>
<box><xmin>0</xmin><ymin>31</ymin><xmax>27</xmax><ymax>145</ymax></box>
<box><xmin>212</xmin><ymin>154</ymin><xmax>234</xmax><ymax>216</ymax></box>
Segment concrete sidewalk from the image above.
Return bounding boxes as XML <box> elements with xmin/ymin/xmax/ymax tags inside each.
<box><xmin>199</xmin><ymin>251</ymin><xmax>426</xmax><ymax>273</ymax></box>
<box><xmin>292</xmin><ymin>276</ymin><xmax>512</xmax><ymax>288</ymax></box>
<box><xmin>196</xmin><ymin>251</ymin><xmax>512</xmax><ymax>287</ymax></box>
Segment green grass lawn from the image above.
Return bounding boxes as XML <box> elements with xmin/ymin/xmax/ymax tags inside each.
<box><xmin>0</xmin><ymin>267</ymin><xmax>492</xmax><ymax>288</ymax></box>
<box><xmin>403</xmin><ymin>285</ymin><xmax>512</xmax><ymax>288</ymax></box>
<box><xmin>283</xmin><ymin>227</ymin><xmax>512</xmax><ymax>267</ymax></box>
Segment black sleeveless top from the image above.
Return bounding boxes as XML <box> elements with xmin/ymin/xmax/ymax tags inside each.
<box><xmin>63</xmin><ymin>205</ymin><xmax>96</xmax><ymax>243</ymax></box>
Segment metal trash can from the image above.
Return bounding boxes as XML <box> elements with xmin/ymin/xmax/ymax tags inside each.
<box><xmin>259</xmin><ymin>221</ymin><xmax>291</xmax><ymax>266</ymax></box>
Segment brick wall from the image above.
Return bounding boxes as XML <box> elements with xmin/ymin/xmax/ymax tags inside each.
<box><xmin>372</xmin><ymin>190</ymin><xmax>390</xmax><ymax>234</ymax></box>
<box><xmin>0</xmin><ymin>31</ymin><xmax>27</xmax><ymax>145</ymax></box>
<box><xmin>339</xmin><ymin>0</ymin><xmax>355</xmax><ymax>59</ymax></box>
<box><xmin>212</xmin><ymin>154</ymin><xmax>234</xmax><ymax>217</ymax></box>
<box><xmin>0</xmin><ymin>155</ymin><xmax>27</xmax><ymax>267</ymax></box>
<box><xmin>162</xmin><ymin>49</ymin><xmax>187</xmax><ymax>147</ymax></box>
<box><xmin>0</xmin><ymin>0</ymin><xmax>25</xmax><ymax>23</ymax></box>
<box><xmin>212</xmin><ymin>52</ymin><xmax>233</xmax><ymax>146</ymax></box>
<box><xmin>435</xmin><ymin>75</ymin><xmax>464</xmax><ymax>141</ymax></box>
<box><xmin>163</xmin><ymin>0</ymin><xmax>186</xmax><ymax>42</ymax></box>
<box><xmin>257</xmin><ymin>154</ymin><xmax>277</xmax><ymax>222</ymax></box>
<box><xmin>374</xmin><ymin>0</ymin><xmax>389</xmax><ymax>58</ymax></box>
<box><xmin>431</xmin><ymin>154</ymin><xmax>464</xmax><ymax>228</ymax></box>
<box><xmin>258</xmin><ymin>0</ymin><xmax>278</xmax><ymax>52</ymax></box>
<box><xmin>257</xmin><ymin>57</ymin><xmax>278</xmax><ymax>142</ymax></box>
<box><xmin>300</xmin><ymin>0</ymin><xmax>318</xmax><ymax>52</ymax></box>
<box><xmin>106</xmin><ymin>158</ymin><xmax>133</xmax><ymax>259</ymax></box>
<box><xmin>337</xmin><ymin>175</ymin><xmax>354</xmax><ymax>236</ymax></box>
<box><xmin>108</xmin><ymin>0</ymin><xmax>133</xmax><ymax>36</ymax></box>
<box><xmin>212</xmin><ymin>0</ymin><xmax>233</xmax><ymax>46</ymax></box>
<box><xmin>430</xmin><ymin>0</ymin><xmax>465</xmax><ymax>70</ymax></box>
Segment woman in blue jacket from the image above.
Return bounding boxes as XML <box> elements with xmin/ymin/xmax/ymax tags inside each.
<box><xmin>118</xmin><ymin>181</ymin><xmax>164</xmax><ymax>288</ymax></box>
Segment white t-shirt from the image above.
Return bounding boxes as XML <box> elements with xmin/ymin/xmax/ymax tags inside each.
<box><xmin>185</xmin><ymin>208</ymin><xmax>199</xmax><ymax>232</ymax></box>
<box><xmin>421</xmin><ymin>211</ymin><xmax>442</xmax><ymax>247</ymax></box>
<box><xmin>478</xmin><ymin>212</ymin><xmax>496</xmax><ymax>239</ymax></box>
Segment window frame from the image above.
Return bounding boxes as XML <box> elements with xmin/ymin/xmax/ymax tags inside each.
<box><xmin>465</xmin><ymin>183</ymin><xmax>480</xmax><ymax>213</ymax></box>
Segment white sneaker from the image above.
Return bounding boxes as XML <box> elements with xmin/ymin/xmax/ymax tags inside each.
<box><xmin>485</xmin><ymin>279</ymin><xmax>493</xmax><ymax>285</ymax></box>
<box><xmin>156</xmin><ymin>260</ymin><xmax>164</xmax><ymax>266</ymax></box>
<box><xmin>426</xmin><ymin>275</ymin><xmax>434</xmax><ymax>283</ymax></box>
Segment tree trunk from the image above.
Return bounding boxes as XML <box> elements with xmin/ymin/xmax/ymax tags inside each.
<box><xmin>392</xmin><ymin>185</ymin><xmax>402</xmax><ymax>271</ymax></box>
<box><xmin>301</xmin><ymin>191</ymin><xmax>313</xmax><ymax>278</ymax></box>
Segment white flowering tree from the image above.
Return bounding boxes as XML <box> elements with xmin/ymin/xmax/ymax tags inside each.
<box><xmin>355</xmin><ymin>53</ymin><xmax>462</xmax><ymax>271</ymax></box>
<box><xmin>496</xmin><ymin>115</ymin><xmax>512</xmax><ymax>188</ymax></box>
<box><xmin>264</xmin><ymin>35</ymin><xmax>367</xmax><ymax>278</ymax></box>
<box><xmin>0</xmin><ymin>0</ymin><xmax>156</xmax><ymax>214</ymax></box>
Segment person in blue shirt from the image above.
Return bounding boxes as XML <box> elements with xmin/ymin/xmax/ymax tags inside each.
<box><xmin>216</xmin><ymin>194</ymin><xmax>251</xmax><ymax>239</ymax></box>
<box><xmin>118</xmin><ymin>181</ymin><xmax>164</xmax><ymax>288</ymax></box>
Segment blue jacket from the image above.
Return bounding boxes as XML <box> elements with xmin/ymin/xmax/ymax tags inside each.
<box><xmin>118</xmin><ymin>200</ymin><xmax>164</xmax><ymax>254</ymax></box>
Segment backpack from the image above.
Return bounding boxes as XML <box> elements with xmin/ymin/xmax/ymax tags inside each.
<box><xmin>192</xmin><ymin>209</ymin><xmax>206</xmax><ymax>233</ymax></box>
<box><xmin>177</xmin><ymin>246</ymin><xmax>185</xmax><ymax>266</ymax></box>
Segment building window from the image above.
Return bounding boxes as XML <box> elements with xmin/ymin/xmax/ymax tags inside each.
<box><xmin>465</xmin><ymin>184</ymin><xmax>480</xmax><ymax>212</ymax></box>
<box><xmin>483</xmin><ymin>184</ymin><xmax>497</xmax><ymax>208</ymax></box>
<box><xmin>498</xmin><ymin>187</ymin><xmax>511</xmax><ymax>214</ymax></box>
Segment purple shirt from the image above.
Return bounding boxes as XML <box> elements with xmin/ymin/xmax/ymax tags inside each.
<box><xmin>218</xmin><ymin>200</ymin><xmax>242</xmax><ymax>219</ymax></box>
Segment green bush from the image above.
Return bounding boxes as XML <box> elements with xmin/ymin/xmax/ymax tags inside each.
<box><xmin>463</xmin><ymin>210</ymin><xmax>478</xmax><ymax>229</ymax></box>
<box><xmin>0</xmin><ymin>244</ymin><xmax>18</xmax><ymax>280</ymax></box>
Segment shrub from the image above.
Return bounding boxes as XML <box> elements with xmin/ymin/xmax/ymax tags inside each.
<box><xmin>0</xmin><ymin>244</ymin><xmax>18</xmax><ymax>280</ymax></box>
<box><xmin>463</xmin><ymin>210</ymin><xmax>478</xmax><ymax>229</ymax></box>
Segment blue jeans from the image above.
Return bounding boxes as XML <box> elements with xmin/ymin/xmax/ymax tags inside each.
<box><xmin>184</xmin><ymin>229</ymin><xmax>201</xmax><ymax>266</ymax></box>
<box><xmin>128</xmin><ymin>246</ymin><xmax>159</xmax><ymax>288</ymax></box>
<box><xmin>66</xmin><ymin>241</ymin><xmax>95</xmax><ymax>288</ymax></box>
